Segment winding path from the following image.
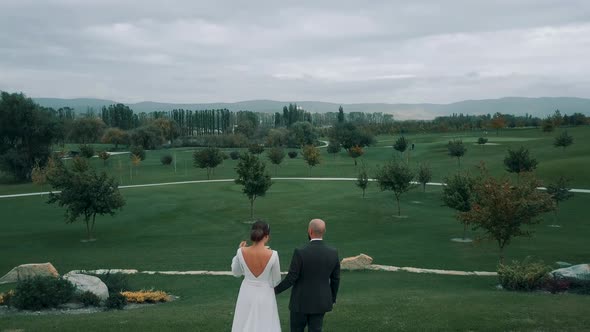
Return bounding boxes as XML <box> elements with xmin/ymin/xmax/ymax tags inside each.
<box><xmin>1</xmin><ymin>177</ymin><xmax>589</xmax><ymax>199</ymax></box>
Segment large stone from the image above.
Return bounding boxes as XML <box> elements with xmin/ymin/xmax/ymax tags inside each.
<box><xmin>0</xmin><ymin>263</ymin><xmax>59</xmax><ymax>284</ymax></box>
<box><xmin>63</xmin><ymin>273</ymin><xmax>109</xmax><ymax>301</ymax></box>
<box><xmin>341</xmin><ymin>254</ymin><xmax>373</xmax><ymax>270</ymax></box>
<box><xmin>550</xmin><ymin>264</ymin><xmax>590</xmax><ymax>281</ymax></box>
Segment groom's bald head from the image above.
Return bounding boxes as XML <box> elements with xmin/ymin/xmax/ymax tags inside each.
<box><xmin>308</xmin><ymin>219</ymin><xmax>326</xmax><ymax>239</ymax></box>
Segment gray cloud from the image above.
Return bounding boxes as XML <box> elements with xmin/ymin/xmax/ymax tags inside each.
<box><xmin>1</xmin><ymin>0</ymin><xmax>590</xmax><ymax>103</ymax></box>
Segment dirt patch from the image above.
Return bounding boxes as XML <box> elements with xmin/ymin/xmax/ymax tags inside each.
<box><xmin>451</xmin><ymin>238</ymin><xmax>473</xmax><ymax>243</ymax></box>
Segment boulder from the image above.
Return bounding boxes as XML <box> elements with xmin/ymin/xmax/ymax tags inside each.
<box><xmin>341</xmin><ymin>254</ymin><xmax>373</xmax><ymax>270</ymax></box>
<box><xmin>550</xmin><ymin>264</ymin><xmax>590</xmax><ymax>281</ymax></box>
<box><xmin>63</xmin><ymin>273</ymin><xmax>109</xmax><ymax>301</ymax></box>
<box><xmin>0</xmin><ymin>263</ymin><xmax>59</xmax><ymax>284</ymax></box>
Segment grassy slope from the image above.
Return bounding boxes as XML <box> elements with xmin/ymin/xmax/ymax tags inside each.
<box><xmin>2</xmin><ymin>273</ymin><xmax>590</xmax><ymax>331</ymax></box>
<box><xmin>1</xmin><ymin>127</ymin><xmax>589</xmax><ymax>331</ymax></box>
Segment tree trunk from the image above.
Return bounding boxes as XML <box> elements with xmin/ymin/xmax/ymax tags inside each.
<box><xmin>250</xmin><ymin>199</ymin><xmax>254</xmax><ymax>219</ymax></box>
<box><xmin>396</xmin><ymin>196</ymin><xmax>401</xmax><ymax>216</ymax></box>
<box><xmin>423</xmin><ymin>183</ymin><xmax>426</xmax><ymax>192</ymax></box>
<box><xmin>207</xmin><ymin>168</ymin><xmax>211</xmax><ymax>180</ymax></box>
<box><xmin>85</xmin><ymin>219</ymin><xmax>91</xmax><ymax>240</ymax></box>
<box><xmin>362</xmin><ymin>189</ymin><xmax>365</xmax><ymax>198</ymax></box>
<box><xmin>90</xmin><ymin>214</ymin><xmax>96</xmax><ymax>240</ymax></box>
<box><xmin>462</xmin><ymin>223</ymin><xmax>467</xmax><ymax>240</ymax></box>
<box><xmin>457</xmin><ymin>157</ymin><xmax>461</xmax><ymax>168</ymax></box>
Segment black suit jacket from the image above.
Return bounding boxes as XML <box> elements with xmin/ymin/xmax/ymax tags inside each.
<box><xmin>275</xmin><ymin>240</ymin><xmax>340</xmax><ymax>314</ymax></box>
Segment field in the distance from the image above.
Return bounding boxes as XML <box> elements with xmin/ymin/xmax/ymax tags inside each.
<box><xmin>1</xmin><ymin>127</ymin><xmax>589</xmax><ymax>331</ymax></box>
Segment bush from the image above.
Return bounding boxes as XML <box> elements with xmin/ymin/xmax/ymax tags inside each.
<box><xmin>121</xmin><ymin>290</ymin><xmax>171</xmax><ymax>303</ymax></box>
<box><xmin>129</xmin><ymin>146</ymin><xmax>146</xmax><ymax>161</ymax></box>
<box><xmin>498</xmin><ymin>258</ymin><xmax>551</xmax><ymax>291</ymax></box>
<box><xmin>221</xmin><ymin>151</ymin><xmax>229</xmax><ymax>160</ymax></box>
<box><xmin>229</xmin><ymin>151</ymin><xmax>240</xmax><ymax>160</ymax></box>
<box><xmin>288</xmin><ymin>151</ymin><xmax>298</xmax><ymax>159</ymax></box>
<box><xmin>11</xmin><ymin>276</ymin><xmax>75</xmax><ymax>310</ymax></box>
<box><xmin>248</xmin><ymin>144</ymin><xmax>264</xmax><ymax>155</ymax></box>
<box><xmin>93</xmin><ymin>272</ymin><xmax>130</xmax><ymax>293</ymax></box>
<box><xmin>160</xmin><ymin>154</ymin><xmax>173</xmax><ymax>165</ymax></box>
<box><xmin>0</xmin><ymin>290</ymin><xmax>14</xmax><ymax>306</ymax></box>
<box><xmin>79</xmin><ymin>291</ymin><xmax>101</xmax><ymax>307</ymax></box>
<box><xmin>105</xmin><ymin>292</ymin><xmax>127</xmax><ymax>310</ymax></box>
<box><xmin>79</xmin><ymin>144</ymin><xmax>95</xmax><ymax>158</ymax></box>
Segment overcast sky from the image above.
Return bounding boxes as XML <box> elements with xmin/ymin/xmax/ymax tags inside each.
<box><xmin>1</xmin><ymin>0</ymin><xmax>590</xmax><ymax>104</ymax></box>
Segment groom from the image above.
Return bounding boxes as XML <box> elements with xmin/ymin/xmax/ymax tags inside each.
<box><xmin>275</xmin><ymin>218</ymin><xmax>341</xmax><ymax>332</ymax></box>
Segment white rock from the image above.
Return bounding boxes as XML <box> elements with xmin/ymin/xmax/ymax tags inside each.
<box><xmin>63</xmin><ymin>273</ymin><xmax>109</xmax><ymax>301</ymax></box>
<box><xmin>551</xmin><ymin>264</ymin><xmax>590</xmax><ymax>281</ymax></box>
<box><xmin>0</xmin><ymin>263</ymin><xmax>59</xmax><ymax>284</ymax></box>
<box><xmin>341</xmin><ymin>254</ymin><xmax>373</xmax><ymax>270</ymax></box>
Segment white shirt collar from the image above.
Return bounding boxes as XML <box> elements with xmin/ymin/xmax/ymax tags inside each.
<box><xmin>310</xmin><ymin>238</ymin><xmax>323</xmax><ymax>242</ymax></box>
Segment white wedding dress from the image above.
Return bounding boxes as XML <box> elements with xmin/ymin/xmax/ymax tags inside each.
<box><xmin>231</xmin><ymin>248</ymin><xmax>282</xmax><ymax>332</ymax></box>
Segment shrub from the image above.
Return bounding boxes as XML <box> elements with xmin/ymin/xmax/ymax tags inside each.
<box><xmin>288</xmin><ymin>151</ymin><xmax>298</xmax><ymax>159</ymax></box>
<box><xmin>93</xmin><ymin>272</ymin><xmax>130</xmax><ymax>293</ymax></box>
<box><xmin>229</xmin><ymin>151</ymin><xmax>240</xmax><ymax>160</ymax></box>
<box><xmin>121</xmin><ymin>290</ymin><xmax>171</xmax><ymax>303</ymax></box>
<box><xmin>248</xmin><ymin>144</ymin><xmax>264</xmax><ymax>155</ymax></box>
<box><xmin>79</xmin><ymin>291</ymin><xmax>101</xmax><ymax>307</ymax></box>
<box><xmin>544</xmin><ymin>277</ymin><xmax>571</xmax><ymax>294</ymax></box>
<box><xmin>498</xmin><ymin>258</ymin><xmax>551</xmax><ymax>291</ymax></box>
<box><xmin>129</xmin><ymin>146</ymin><xmax>146</xmax><ymax>160</ymax></box>
<box><xmin>221</xmin><ymin>151</ymin><xmax>229</xmax><ymax>160</ymax></box>
<box><xmin>11</xmin><ymin>276</ymin><xmax>75</xmax><ymax>310</ymax></box>
<box><xmin>160</xmin><ymin>154</ymin><xmax>173</xmax><ymax>165</ymax></box>
<box><xmin>79</xmin><ymin>144</ymin><xmax>95</xmax><ymax>158</ymax></box>
<box><xmin>105</xmin><ymin>292</ymin><xmax>127</xmax><ymax>310</ymax></box>
<box><xmin>0</xmin><ymin>290</ymin><xmax>14</xmax><ymax>306</ymax></box>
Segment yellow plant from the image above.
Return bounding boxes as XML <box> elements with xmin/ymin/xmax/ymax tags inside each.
<box><xmin>0</xmin><ymin>290</ymin><xmax>14</xmax><ymax>305</ymax></box>
<box><xmin>121</xmin><ymin>290</ymin><xmax>170</xmax><ymax>303</ymax></box>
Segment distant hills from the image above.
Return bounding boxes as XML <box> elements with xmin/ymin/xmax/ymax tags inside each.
<box><xmin>33</xmin><ymin>97</ymin><xmax>590</xmax><ymax>120</ymax></box>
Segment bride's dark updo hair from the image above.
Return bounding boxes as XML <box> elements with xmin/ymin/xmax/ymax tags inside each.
<box><xmin>250</xmin><ymin>220</ymin><xmax>271</xmax><ymax>242</ymax></box>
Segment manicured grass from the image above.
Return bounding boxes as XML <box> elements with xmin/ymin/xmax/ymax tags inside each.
<box><xmin>2</xmin><ymin>272</ymin><xmax>590</xmax><ymax>331</ymax></box>
<box><xmin>1</xmin><ymin>127</ymin><xmax>589</xmax><ymax>331</ymax></box>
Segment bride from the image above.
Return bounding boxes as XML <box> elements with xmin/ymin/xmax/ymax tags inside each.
<box><xmin>231</xmin><ymin>221</ymin><xmax>282</xmax><ymax>332</ymax></box>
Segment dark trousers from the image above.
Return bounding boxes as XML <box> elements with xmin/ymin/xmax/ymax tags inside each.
<box><xmin>290</xmin><ymin>311</ymin><xmax>325</xmax><ymax>332</ymax></box>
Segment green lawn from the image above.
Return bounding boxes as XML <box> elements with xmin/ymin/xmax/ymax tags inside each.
<box><xmin>2</xmin><ymin>273</ymin><xmax>590</xmax><ymax>331</ymax></box>
<box><xmin>1</xmin><ymin>127</ymin><xmax>589</xmax><ymax>331</ymax></box>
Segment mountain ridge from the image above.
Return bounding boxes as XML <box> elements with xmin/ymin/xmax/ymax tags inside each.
<box><xmin>33</xmin><ymin>96</ymin><xmax>590</xmax><ymax>120</ymax></box>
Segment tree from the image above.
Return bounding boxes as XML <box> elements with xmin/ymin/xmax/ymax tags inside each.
<box><xmin>542</xmin><ymin>118</ymin><xmax>554</xmax><ymax>132</ymax></box>
<box><xmin>442</xmin><ymin>173</ymin><xmax>475</xmax><ymax>240</ymax></box>
<box><xmin>459</xmin><ymin>172</ymin><xmax>555</xmax><ymax>262</ymax></box>
<box><xmin>193</xmin><ymin>147</ymin><xmax>223</xmax><ymax>180</ymax></box>
<box><xmin>98</xmin><ymin>151</ymin><xmax>110</xmax><ymax>166</ymax></box>
<box><xmin>129</xmin><ymin>146</ymin><xmax>146</xmax><ymax>161</ymax></box>
<box><xmin>327</xmin><ymin>140</ymin><xmax>341</xmax><ymax>159</ymax></box>
<box><xmin>416</xmin><ymin>163</ymin><xmax>432</xmax><ymax>192</ymax></box>
<box><xmin>69</xmin><ymin>117</ymin><xmax>106</xmax><ymax>144</ymax></box>
<box><xmin>348</xmin><ymin>145</ymin><xmax>364</xmax><ymax>166</ymax></box>
<box><xmin>546</xmin><ymin>176</ymin><xmax>574</xmax><ymax>220</ymax></box>
<box><xmin>337</xmin><ymin>106</ymin><xmax>345</xmax><ymax>123</ymax></box>
<box><xmin>330</xmin><ymin>122</ymin><xmax>374</xmax><ymax>151</ymax></box>
<box><xmin>129</xmin><ymin>125</ymin><xmax>164</xmax><ymax>150</ymax></box>
<box><xmin>554</xmin><ymin>131</ymin><xmax>573</xmax><ymax>150</ymax></box>
<box><xmin>356</xmin><ymin>165</ymin><xmax>369</xmax><ymax>198</ymax></box>
<box><xmin>102</xmin><ymin>128</ymin><xmax>129</xmax><ymax>150</ymax></box>
<box><xmin>503</xmin><ymin>147</ymin><xmax>538</xmax><ymax>181</ymax></box>
<box><xmin>267</xmin><ymin>147</ymin><xmax>285</xmax><ymax>175</ymax></box>
<box><xmin>491</xmin><ymin>113</ymin><xmax>506</xmax><ymax>135</ymax></box>
<box><xmin>235</xmin><ymin>153</ymin><xmax>273</xmax><ymax>219</ymax></box>
<box><xmin>79</xmin><ymin>145</ymin><xmax>95</xmax><ymax>158</ymax></box>
<box><xmin>151</xmin><ymin>118</ymin><xmax>180</xmax><ymax>142</ymax></box>
<box><xmin>447</xmin><ymin>140</ymin><xmax>466</xmax><ymax>167</ymax></box>
<box><xmin>302</xmin><ymin>145</ymin><xmax>321</xmax><ymax>176</ymax></box>
<box><xmin>552</xmin><ymin>109</ymin><xmax>563</xmax><ymax>128</ymax></box>
<box><xmin>31</xmin><ymin>161</ymin><xmax>48</xmax><ymax>194</ymax></box>
<box><xmin>375</xmin><ymin>161</ymin><xmax>414</xmax><ymax>216</ymax></box>
<box><xmin>130</xmin><ymin>154</ymin><xmax>142</xmax><ymax>177</ymax></box>
<box><xmin>47</xmin><ymin>161</ymin><xmax>125</xmax><ymax>241</ymax></box>
<box><xmin>477</xmin><ymin>137</ymin><xmax>488</xmax><ymax>147</ymax></box>
<box><xmin>0</xmin><ymin>92</ymin><xmax>59</xmax><ymax>180</ymax></box>
<box><xmin>289</xmin><ymin>121</ymin><xmax>317</xmax><ymax>148</ymax></box>
<box><xmin>393</xmin><ymin>136</ymin><xmax>408</xmax><ymax>159</ymax></box>
<box><xmin>248</xmin><ymin>144</ymin><xmax>264</xmax><ymax>155</ymax></box>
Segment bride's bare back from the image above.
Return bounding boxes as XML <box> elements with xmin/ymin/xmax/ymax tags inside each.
<box><xmin>241</xmin><ymin>246</ymin><xmax>273</xmax><ymax>277</ymax></box>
